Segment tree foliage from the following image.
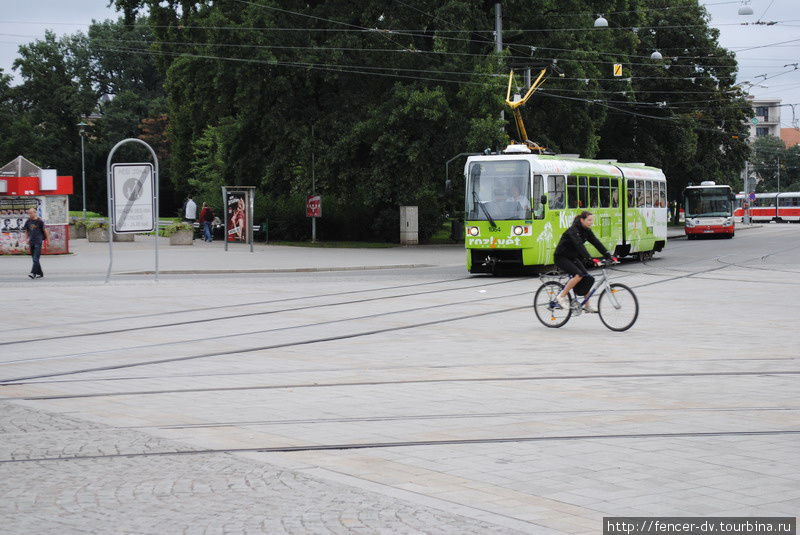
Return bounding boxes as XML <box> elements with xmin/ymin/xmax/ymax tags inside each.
<box><xmin>5</xmin><ymin>0</ymin><xmax>754</xmax><ymax>240</ymax></box>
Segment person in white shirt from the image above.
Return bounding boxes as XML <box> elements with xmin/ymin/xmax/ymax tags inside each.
<box><xmin>510</xmin><ymin>184</ymin><xmax>530</xmax><ymax>216</ymax></box>
<box><xmin>184</xmin><ymin>195</ymin><xmax>197</xmax><ymax>223</ymax></box>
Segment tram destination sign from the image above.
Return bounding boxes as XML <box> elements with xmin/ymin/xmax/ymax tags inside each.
<box><xmin>111</xmin><ymin>163</ymin><xmax>155</xmax><ymax>233</ymax></box>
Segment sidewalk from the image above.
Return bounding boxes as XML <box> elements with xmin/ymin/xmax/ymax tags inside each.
<box><xmin>0</xmin><ymin>225</ymin><xmax>762</xmax><ymax>280</ymax></box>
<box><xmin>0</xmin><ymin>236</ymin><xmax>466</xmax><ymax>279</ymax></box>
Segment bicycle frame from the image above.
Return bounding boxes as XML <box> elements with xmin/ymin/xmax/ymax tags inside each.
<box><xmin>566</xmin><ymin>266</ymin><xmax>620</xmax><ymax>315</ymax></box>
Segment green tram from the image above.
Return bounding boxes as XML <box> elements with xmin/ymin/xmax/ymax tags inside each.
<box><xmin>464</xmin><ymin>146</ymin><xmax>668</xmax><ymax>273</ymax></box>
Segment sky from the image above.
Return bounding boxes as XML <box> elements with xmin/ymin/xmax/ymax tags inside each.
<box><xmin>0</xmin><ymin>0</ymin><xmax>797</xmax><ymax>128</ymax></box>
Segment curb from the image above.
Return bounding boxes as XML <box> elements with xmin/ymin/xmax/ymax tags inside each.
<box><xmin>118</xmin><ymin>264</ymin><xmax>438</xmax><ymax>275</ymax></box>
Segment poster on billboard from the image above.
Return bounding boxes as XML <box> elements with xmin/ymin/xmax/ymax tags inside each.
<box><xmin>111</xmin><ymin>163</ymin><xmax>155</xmax><ymax>233</ymax></box>
<box><xmin>1</xmin><ymin>197</ymin><xmax>42</xmax><ymax>254</ymax></box>
<box><xmin>226</xmin><ymin>191</ymin><xmax>248</xmax><ymax>242</ymax></box>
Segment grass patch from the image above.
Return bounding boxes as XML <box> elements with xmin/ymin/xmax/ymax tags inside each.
<box><xmin>269</xmin><ymin>240</ymin><xmax>399</xmax><ymax>248</ymax></box>
<box><xmin>69</xmin><ymin>211</ymin><xmax>104</xmax><ymax>218</ymax></box>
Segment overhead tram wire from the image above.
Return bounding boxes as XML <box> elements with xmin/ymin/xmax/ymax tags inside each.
<box><xmin>80</xmin><ymin>43</ymin><xmax>751</xmax><ymax>136</ymax></box>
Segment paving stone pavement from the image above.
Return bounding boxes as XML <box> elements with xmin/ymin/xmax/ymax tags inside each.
<box><xmin>1</xmin><ymin>224</ymin><xmax>797</xmax><ymax>534</ymax></box>
<box><xmin>0</xmin><ymin>402</ymin><xmax>527</xmax><ymax>535</ymax></box>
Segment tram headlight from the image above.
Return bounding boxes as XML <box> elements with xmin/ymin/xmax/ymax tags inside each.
<box><xmin>512</xmin><ymin>225</ymin><xmax>524</xmax><ymax>236</ymax></box>
<box><xmin>685</xmin><ymin>219</ymin><xmax>695</xmax><ymax>227</ymax></box>
<box><xmin>467</xmin><ymin>226</ymin><xmax>480</xmax><ymax>236</ymax></box>
<box><xmin>724</xmin><ymin>217</ymin><xmax>733</xmax><ymax>227</ymax></box>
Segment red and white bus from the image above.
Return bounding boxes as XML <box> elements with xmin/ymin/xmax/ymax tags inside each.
<box><xmin>734</xmin><ymin>191</ymin><xmax>800</xmax><ymax>222</ymax></box>
<box><xmin>683</xmin><ymin>182</ymin><xmax>735</xmax><ymax>239</ymax></box>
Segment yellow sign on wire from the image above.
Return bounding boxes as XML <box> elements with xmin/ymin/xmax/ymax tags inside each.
<box><xmin>613</xmin><ymin>64</ymin><xmax>623</xmax><ymax>77</ymax></box>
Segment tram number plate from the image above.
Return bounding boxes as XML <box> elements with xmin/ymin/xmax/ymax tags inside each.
<box><xmin>703</xmin><ymin>230</ymin><xmax>714</xmax><ymax>233</ymax></box>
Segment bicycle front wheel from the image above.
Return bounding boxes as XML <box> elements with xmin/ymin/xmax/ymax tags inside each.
<box><xmin>598</xmin><ymin>283</ymin><xmax>639</xmax><ymax>331</ymax></box>
<box><xmin>533</xmin><ymin>281</ymin><xmax>572</xmax><ymax>328</ymax></box>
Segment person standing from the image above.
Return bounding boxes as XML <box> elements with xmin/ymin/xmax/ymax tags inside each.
<box><xmin>184</xmin><ymin>195</ymin><xmax>197</xmax><ymax>224</ymax></box>
<box><xmin>198</xmin><ymin>202</ymin><xmax>215</xmax><ymax>242</ymax></box>
<box><xmin>23</xmin><ymin>207</ymin><xmax>48</xmax><ymax>279</ymax></box>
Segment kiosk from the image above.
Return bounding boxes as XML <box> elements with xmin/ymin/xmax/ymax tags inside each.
<box><xmin>0</xmin><ymin>156</ymin><xmax>73</xmax><ymax>255</ymax></box>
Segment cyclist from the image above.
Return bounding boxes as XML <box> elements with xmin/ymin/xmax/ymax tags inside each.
<box><xmin>554</xmin><ymin>210</ymin><xmax>616</xmax><ymax>313</ymax></box>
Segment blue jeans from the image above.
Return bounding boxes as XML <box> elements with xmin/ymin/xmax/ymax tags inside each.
<box><xmin>30</xmin><ymin>241</ymin><xmax>43</xmax><ymax>276</ymax></box>
<box><xmin>203</xmin><ymin>221</ymin><xmax>212</xmax><ymax>242</ymax></box>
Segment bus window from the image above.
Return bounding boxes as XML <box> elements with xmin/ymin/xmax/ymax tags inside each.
<box><xmin>627</xmin><ymin>179</ymin><xmax>635</xmax><ymax>207</ymax></box>
<box><xmin>599</xmin><ymin>177</ymin><xmax>610</xmax><ymax>207</ymax></box>
<box><xmin>579</xmin><ymin>176</ymin><xmax>589</xmax><ymax>209</ymax></box>
<box><xmin>567</xmin><ymin>175</ymin><xmax>579</xmax><ymax>209</ymax></box>
<box><xmin>533</xmin><ymin>174</ymin><xmax>544</xmax><ymax>219</ymax></box>
<box><xmin>548</xmin><ymin>175</ymin><xmax>565</xmax><ymax>209</ymax></box>
<box><xmin>589</xmin><ymin>177</ymin><xmax>599</xmax><ymax>208</ymax></box>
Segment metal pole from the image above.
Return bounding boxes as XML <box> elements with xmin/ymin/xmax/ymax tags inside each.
<box><xmin>80</xmin><ymin>133</ymin><xmax>87</xmax><ymax>219</ymax></box>
<box><xmin>249</xmin><ymin>189</ymin><xmax>254</xmax><ymax>253</ymax></box>
<box><xmin>495</xmin><ymin>3</ymin><xmax>504</xmax><ymax>127</ymax></box>
<box><xmin>312</xmin><ymin>125</ymin><xmax>316</xmax><ymax>243</ymax></box>
<box><xmin>223</xmin><ymin>186</ymin><xmax>228</xmax><ymax>251</ymax></box>
<box><xmin>743</xmin><ymin>161</ymin><xmax>751</xmax><ymax>225</ymax></box>
<box><xmin>105</xmin><ymin>158</ymin><xmax>113</xmax><ymax>283</ymax></box>
<box><xmin>776</xmin><ymin>155</ymin><xmax>780</xmax><ymax>194</ymax></box>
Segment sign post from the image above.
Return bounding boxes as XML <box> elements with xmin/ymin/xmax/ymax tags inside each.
<box><xmin>105</xmin><ymin>139</ymin><xmax>159</xmax><ymax>283</ymax></box>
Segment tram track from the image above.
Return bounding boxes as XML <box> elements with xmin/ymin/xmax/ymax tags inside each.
<box><xmin>2</xmin><ymin>429</ymin><xmax>798</xmax><ymax>465</ymax></box>
<box><xmin>8</xmin><ymin>369</ymin><xmax>800</xmax><ymax>401</ymax></box>
<box><xmin>0</xmin><ymin>259</ymin><xmax>779</xmax><ymax>385</ymax></box>
<box><xmin>1</xmin><ymin>275</ymin><xmax>475</xmax><ymax>334</ymax></box>
<box><xmin>137</xmin><ymin>406</ymin><xmax>800</xmax><ymax>430</ymax></box>
<box><xmin>0</xmin><ymin>277</ymin><xmax>524</xmax><ymax>347</ymax></box>
<box><xmin>0</xmin><ymin>289</ymin><xmax>531</xmax><ymax>367</ymax></box>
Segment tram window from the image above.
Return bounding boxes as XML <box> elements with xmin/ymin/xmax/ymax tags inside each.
<box><xmin>567</xmin><ymin>175</ymin><xmax>579</xmax><ymax>209</ymax></box>
<box><xmin>644</xmin><ymin>181</ymin><xmax>652</xmax><ymax>207</ymax></box>
<box><xmin>599</xmin><ymin>177</ymin><xmax>610</xmax><ymax>207</ymax></box>
<box><xmin>589</xmin><ymin>177</ymin><xmax>599</xmax><ymax>208</ymax></box>
<box><xmin>658</xmin><ymin>182</ymin><xmax>667</xmax><ymax>208</ymax></box>
<box><xmin>548</xmin><ymin>175</ymin><xmax>565</xmax><ymax>209</ymax></box>
<box><xmin>533</xmin><ymin>174</ymin><xmax>544</xmax><ymax>219</ymax></box>
<box><xmin>635</xmin><ymin>180</ymin><xmax>645</xmax><ymax>207</ymax></box>
<box><xmin>627</xmin><ymin>179</ymin><xmax>635</xmax><ymax>207</ymax></box>
<box><xmin>579</xmin><ymin>176</ymin><xmax>589</xmax><ymax>209</ymax></box>
<box><xmin>611</xmin><ymin>179</ymin><xmax>620</xmax><ymax>208</ymax></box>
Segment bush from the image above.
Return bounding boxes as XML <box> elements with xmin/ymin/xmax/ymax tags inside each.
<box><xmin>164</xmin><ymin>221</ymin><xmax>194</xmax><ymax>236</ymax></box>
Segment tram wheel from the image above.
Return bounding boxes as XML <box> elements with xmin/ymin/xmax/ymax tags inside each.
<box><xmin>533</xmin><ymin>281</ymin><xmax>572</xmax><ymax>328</ymax></box>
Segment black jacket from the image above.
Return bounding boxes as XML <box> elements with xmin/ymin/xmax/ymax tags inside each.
<box><xmin>554</xmin><ymin>219</ymin><xmax>611</xmax><ymax>261</ymax></box>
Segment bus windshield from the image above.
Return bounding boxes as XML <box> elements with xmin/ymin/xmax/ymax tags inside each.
<box><xmin>466</xmin><ymin>160</ymin><xmax>531</xmax><ymax>221</ymax></box>
<box><xmin>685</xmin><ymin>188</ymin><xmax>732</xmax><ymax>218</ymax></box>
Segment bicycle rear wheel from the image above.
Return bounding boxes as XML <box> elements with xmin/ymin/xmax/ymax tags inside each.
<box><xmin>533</xmin><ymin>281</ymin><xmax>572</xmax><ymax>328</ymax></box>
<box><xmin>598</xmin><ymin>283</ymin><xmax>639</xmax><ymax>331</ymax></box>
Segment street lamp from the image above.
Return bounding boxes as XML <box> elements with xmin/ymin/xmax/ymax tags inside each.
<box><xmin>593</xmin><ymin>15</ymin><xmax>608</xmax><ymax>28</ymax></box>
<box><xmin>77</xmin><ymin>120</ymin><xmax>88</xmax><ymax>219</ymax></box>
<box><xmin>650</xmin><ymin>50</ymin><xmax>663</xmax><ymax>61</ymax></box>
<box><xmin>738</xmin><ymin>1</ymin><xmax>754</xmax><ymax>16</ymax></box>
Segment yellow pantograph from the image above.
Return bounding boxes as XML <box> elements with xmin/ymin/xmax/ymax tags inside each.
<box><xmin>505</xmin><ymin>67</ymin><xmax>549</xmax><ymax>151</ymax></box>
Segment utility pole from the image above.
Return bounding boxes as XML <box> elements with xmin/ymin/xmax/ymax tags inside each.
<box><xmin>495</xmin><ymin>3</ymin><xmax>504</xmax><ymax>129</ymax></box>
<box><xmin>776</xmin><ymin>155</ymin><xmax>780</xmax><ymax>194</ymax></box>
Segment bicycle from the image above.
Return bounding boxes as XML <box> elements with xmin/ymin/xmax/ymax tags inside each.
<box><xmin>533</xmin><ymin>259</ymin><xmax>639</xmax><ymax>331</ymax></box>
